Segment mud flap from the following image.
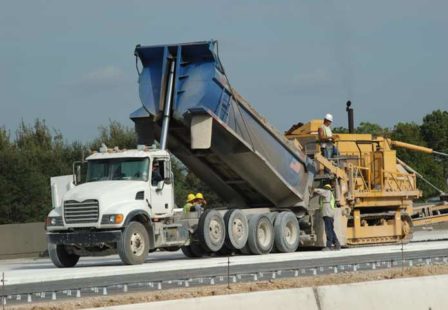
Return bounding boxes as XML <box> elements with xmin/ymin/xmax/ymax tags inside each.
<box><xmin>191</xmin><ymin>114</ymin><xmax>213</xmax><ymax>149</ymax></box>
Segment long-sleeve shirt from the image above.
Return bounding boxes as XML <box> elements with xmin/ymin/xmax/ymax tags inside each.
<box><xmin>314</xmin><ymin>188</ymin><xmax>336</xmax><ymax>218</ymax></box>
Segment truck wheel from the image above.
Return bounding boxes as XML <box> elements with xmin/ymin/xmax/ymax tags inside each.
<box><xmin>224</xmin><ymin>209</ymin><xmax>249</xmax><ymax>250</ymax></box>
<box><xmin>247</xmin><ymin>214</ymin><xmax>274</xmax><ymax>255</ymax></box>
<box><xmin>48</xmin><ymin>243</ymin><xmax>80</xmax><ymax>268</ymax></box>
<box><xmin>117</xmin><ymin>221</ymin><xmax>149</xmax><ymax>265</ymax></box>
<box><xmin>274</xmin><ymin>212</ymin><xmax>300</xmax><ymax>253</ymax></box>
<box><xmin>198</xmin><ymin>209</ymin><xmax>226</xmax><ymax>252</ymax></box>
<box><xmin>181</xmin><ymin>242</ymin><xmax>205</xmax><ymax>258</ymax></box>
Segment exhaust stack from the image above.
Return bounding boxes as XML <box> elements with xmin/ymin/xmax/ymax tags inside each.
<box><xmin>346</xmin><ymin>101</ymin><xmax>354</xmax><ymax>133</ymax></box>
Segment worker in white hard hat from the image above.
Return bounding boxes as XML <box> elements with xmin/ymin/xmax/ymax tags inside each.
<box><xmin>318</xmin><ymin>113</ymin><xmax>339</xmax><ymax>159</ymax></box>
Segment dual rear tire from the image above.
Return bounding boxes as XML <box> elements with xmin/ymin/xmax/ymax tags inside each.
<box><xmin>191</xmin><ymin>209</ymin><xmax>300</xmax><ymax>257</ymax></box>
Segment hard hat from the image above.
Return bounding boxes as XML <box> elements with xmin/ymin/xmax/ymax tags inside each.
<box><xmin>195</xmin><ymin>193</ymin><xmax>204</xmax><ymax>200</ymax></box>
<box><xmin>187</xmin><ymin>193</ymin><xmax>196</xmax><ymax>202</ymax></box>
<box><xmin>324</xmin><ymin>184</ymin><xmax>332</xmax><ymax>189</ymax></box>
<box><xmin>324</xmin><ymin>113</ymin><xmax>333</xmax><ymax>122</ymax></box>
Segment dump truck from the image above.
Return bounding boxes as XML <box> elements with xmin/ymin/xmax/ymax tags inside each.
<box><xmin>45</xmin><ymin>40</ymin><xmax>448</xmax><ymax>267</ymax></box>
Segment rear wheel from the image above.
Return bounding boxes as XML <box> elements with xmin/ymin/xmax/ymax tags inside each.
<box><xmin>247</xmin><ymin>214</ymin><xmax>274</xmax><ymax>255</ymax></box>
<box><xmin>181</xmin><ymin>242</ymin><xmax>206</xmax><ymax>258</ymax></box>
<box><xmin>117</xmin><ymin>221</ymin><xmax>149</xmax><ymax>265</ymax></box>
<box><xmin>274</xmin><ymin>212</ymin><xmax>300</xmax><ymax>253</ymax></box>
<box><xmin>198</xmin><ymin>210</ymin><xmax>226</xmax><ymax>252</ymax></box>
<box><xmin>48</xmin><ymin>243</ymin><xmax>80</xmax><ymax>268</ymax></box>
<box><xmin>224</xmin><ymin>209</ymin><xmax>249</xmax><ymax>250</ymax></box>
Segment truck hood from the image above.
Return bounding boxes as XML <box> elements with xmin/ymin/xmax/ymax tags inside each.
<box><xmin>63</xmin><ymin>181</ymin><xmax>147</xmax><ymax>207</ymax></box>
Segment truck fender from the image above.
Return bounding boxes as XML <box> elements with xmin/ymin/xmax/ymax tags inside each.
<box><xmin>123</xmin><ymin>210</ymin><xmax>155</xmax><ymax>250</ymax></box>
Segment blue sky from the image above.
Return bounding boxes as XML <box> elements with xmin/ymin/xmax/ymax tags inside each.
<box><xmin>0</xmin><ymin>1</ymin><xmax>447</xmax><ymax>142</ymax></box>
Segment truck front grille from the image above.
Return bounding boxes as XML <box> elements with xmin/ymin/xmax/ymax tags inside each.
<box><xmin>64</xmin><ymin>200</ymin><xmax>99</xmax><ymax>224</ymax></box>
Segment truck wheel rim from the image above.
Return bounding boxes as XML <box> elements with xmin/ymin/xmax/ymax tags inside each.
<box><xmin>232</xmin><ymin>219</ymin><xmax>244</xmax><ymax>242</ymax></box>
<box><xmin>284</xmin><ymin>221</ymin><xmax>297</xmax><ymax>245</ymax></box>
<box><xmin>257</xmin><ymin>221</ymin><xmax>271</xmax><ymax>248</ymax></box>
<box><xmin>130</xmin><ymin>232</ymin><xmax>144</xmax><ymax>256</ymax></box>
<box><xmin>209</xmin><ymin>219</ymin><xmax>222</xmax><ymax>244</ymax></box>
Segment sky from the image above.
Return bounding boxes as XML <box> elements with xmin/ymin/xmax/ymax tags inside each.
<box><xmin>0</xmin><ymin>0</ymin><xmax>447</xmax><ymax>142</ymax></box>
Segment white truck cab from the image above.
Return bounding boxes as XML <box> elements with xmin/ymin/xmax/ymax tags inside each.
<box><xmin>46</xmin><ymin>145</ymin><xmax>197</xmax><ymax>267</ymax></box>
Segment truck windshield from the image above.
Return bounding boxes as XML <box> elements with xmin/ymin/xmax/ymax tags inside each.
<box><xmin>86</xmin><ymin>158</ymin><xmax>149</xmax><ymax>182</ymax></box>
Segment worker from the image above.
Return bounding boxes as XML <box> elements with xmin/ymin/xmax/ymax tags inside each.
<box><xmin>318</xmin><ymin>113</ymin><xmax>338</xmax><ymax>159</ymax></box>
<box><xmin>183</xmin><ymin>193</ymin><xmax>196</xmax><ymax>214</ymax></box>
<box><xmin>151</xmin><ymin>161</ymin><xmax>163</xmax><ymax>186</ymax></box>
<box><xmin>195</xmin><ymin>193</ymin><xmax>207</xmax><ymax>208</ymax></box>
<box><xmin>314</xmin><ymin>183</ymin><xmax>341</xmax><ymax>251</ymax></box>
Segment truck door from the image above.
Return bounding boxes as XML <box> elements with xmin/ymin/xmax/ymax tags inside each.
<box><xmin>150</xmin><ymin>158</ymin><xmax>174</xmax><ymax>216</ymax></box>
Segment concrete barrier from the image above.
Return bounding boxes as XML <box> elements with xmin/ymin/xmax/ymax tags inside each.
<box><xmin>0</xmin><ymin>222</ymin><xmax>46</xmax><ymax>259</ymax></box>
<box><xmin>318</xmin><ymin>274</ymin><xmax>448</xmax><ymax>310</ymax></box>
<box><xmin>93</xmin><ymin>287</ymin><xmax>319</xmax><ymax>310</ymax></box>
<box><xmin>92</xmin><ymin>275</ymin><xmax>448</xmax><ymax>310</ymax></box>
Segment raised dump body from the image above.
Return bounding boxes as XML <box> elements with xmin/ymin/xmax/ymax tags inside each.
<box><xmin>131</xmin><ymin>41</ymin><xmax>315</xmax><ymax>209</ymax></box>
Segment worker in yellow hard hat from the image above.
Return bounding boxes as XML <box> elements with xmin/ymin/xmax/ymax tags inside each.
<box><xmin>183</xmin><ymin>193</ymin><xmax>196</xmax><ymax>214</ymax></box>
<box><xmin>195</xmin><ymin>192</ymin><xmax>207</xmax><ymax>208</ymax></box>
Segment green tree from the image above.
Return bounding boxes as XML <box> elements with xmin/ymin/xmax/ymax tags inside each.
<box><xmin>391</xmin><ymin>122</ymin><xmax>444</xmax><ymax>198</ymax></box>
<box><xmin>89</xmin><ymin>120</ymin><xmax>137</xmax><ymax>151</ymax></box>
<box><xmin>356</xmin><ymin>122</ymin><xmax>389</xmax><ymax>136</ymax></box>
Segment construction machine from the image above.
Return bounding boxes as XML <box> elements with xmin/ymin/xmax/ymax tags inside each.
<box><xmin>46</xmin><ymin>40</ymin><xmax>448</xmax><ymax>267</ymax></box>
<box><xmin>285</xmin><ymin>102</ymin><xmax>448</xmax><ymax>246</ymax></box>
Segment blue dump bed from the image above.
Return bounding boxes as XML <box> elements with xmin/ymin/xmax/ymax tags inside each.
<box><xmin>130</xmin><ymin>41</ymin><xmax>315</xmax><ymax>209</ymax></box>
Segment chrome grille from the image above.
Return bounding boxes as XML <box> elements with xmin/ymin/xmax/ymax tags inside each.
<box><xmin>64</xmin><ymin>200</ymin><xmax>99</xmax><ymax>224</ymax></box>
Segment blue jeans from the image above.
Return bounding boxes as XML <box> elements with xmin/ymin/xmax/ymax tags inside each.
<box><xmin>323</xmin><ymin>216</ymin><xmax>340</xmax><ymax>248</ymax></box>
<box><xmin>321</xmin><ymin>143</ymin><xmax>339</xmax><ymax>159</ymax></box>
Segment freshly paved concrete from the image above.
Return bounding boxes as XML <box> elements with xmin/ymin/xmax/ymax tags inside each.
<box><xmin>2</xmin><ymin>239</ymin><xmax>448</xmax><ymax>286</ymax></box>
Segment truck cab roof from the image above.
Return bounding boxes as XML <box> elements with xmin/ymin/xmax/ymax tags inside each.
<box><xmin>86</xmin><ymin>148</ymin><xmax>169</xmax><ymax>161</ymax></box>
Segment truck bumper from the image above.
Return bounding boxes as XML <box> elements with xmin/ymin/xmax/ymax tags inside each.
<box><xmin>47</xmin><ymin>230</ymin><xmax>122</xmax><ymax>245</ymax></box>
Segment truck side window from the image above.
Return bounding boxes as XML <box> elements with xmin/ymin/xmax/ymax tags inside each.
<box><xmin>151</xmin><ymin>160</ymin><xmax>164</xmax><ymax>186</ymax></box>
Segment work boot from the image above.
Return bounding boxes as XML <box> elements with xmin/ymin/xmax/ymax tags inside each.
<box><xmin>333</xmin><ymin>244</ymin><xmax>341</xmax><ymax>251</ymax></box>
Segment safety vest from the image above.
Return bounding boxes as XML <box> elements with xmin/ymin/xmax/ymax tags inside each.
<box><xmin>183</xmin><ymin>202</ymin><xmax>193</xmax><ymax>214</ymax></box>
<box><xmin>319</xmin><ymin>191</ymin><xmax>336</xmax><ymax>209</ymax></box>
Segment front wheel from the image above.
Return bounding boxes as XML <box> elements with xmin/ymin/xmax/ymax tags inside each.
<box><xmin>48</xmin><ymin>243</ymin><xmax>80</xmax><ymax>268</ymax></box>
<box><xmin>117</xmin><ymin>222</ymin><xmax>149</xmax><ymax>265</ymax></box>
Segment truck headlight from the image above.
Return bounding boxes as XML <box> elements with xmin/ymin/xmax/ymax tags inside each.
<box><xmin>101</xmin><ymin>214</ymin><xmax>124</xmax><ymax>224</ymax></box>
<box><xmin>46</xmin><ymin>216</ymin><xmax>63</xmax><ymax>226</ymax></box>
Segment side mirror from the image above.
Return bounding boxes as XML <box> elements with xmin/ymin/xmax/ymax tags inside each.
<box><xmin>164</xmin><ymin>174</ymin><xmax>173</xmax><ymax>185</ymax></box>
<box><xmin>156</xmin><ymin>180</ymin><xmax>165</xmax><ymax>192</ymax></box>
<box><xmin>73</xmin><ymin>162</ymin><xmax>83</xmax><ymax>185</ymax></box>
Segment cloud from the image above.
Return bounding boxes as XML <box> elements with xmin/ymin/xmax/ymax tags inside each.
<box><xmin>73</xmin><ymin>65</ymin><xmax>130</xmax><ymax>94</ymax></box>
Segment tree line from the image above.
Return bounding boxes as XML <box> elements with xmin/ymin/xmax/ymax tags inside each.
<box><xmin>0</xmin><ymin>110</ymin><xmax>447</xmax><ymax>224</ymax></box>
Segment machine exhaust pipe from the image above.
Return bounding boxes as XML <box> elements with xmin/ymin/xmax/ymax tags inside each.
<box><xmin>346</xmin><ymin>100</ymin><xmax>354</xmax><ymax>133</ymax></box>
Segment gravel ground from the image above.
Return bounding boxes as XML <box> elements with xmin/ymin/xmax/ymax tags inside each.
<box><xmin>8</xmin><ymin>264</ymin><xmax>448</xmax><ymax>310</ymax></box>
